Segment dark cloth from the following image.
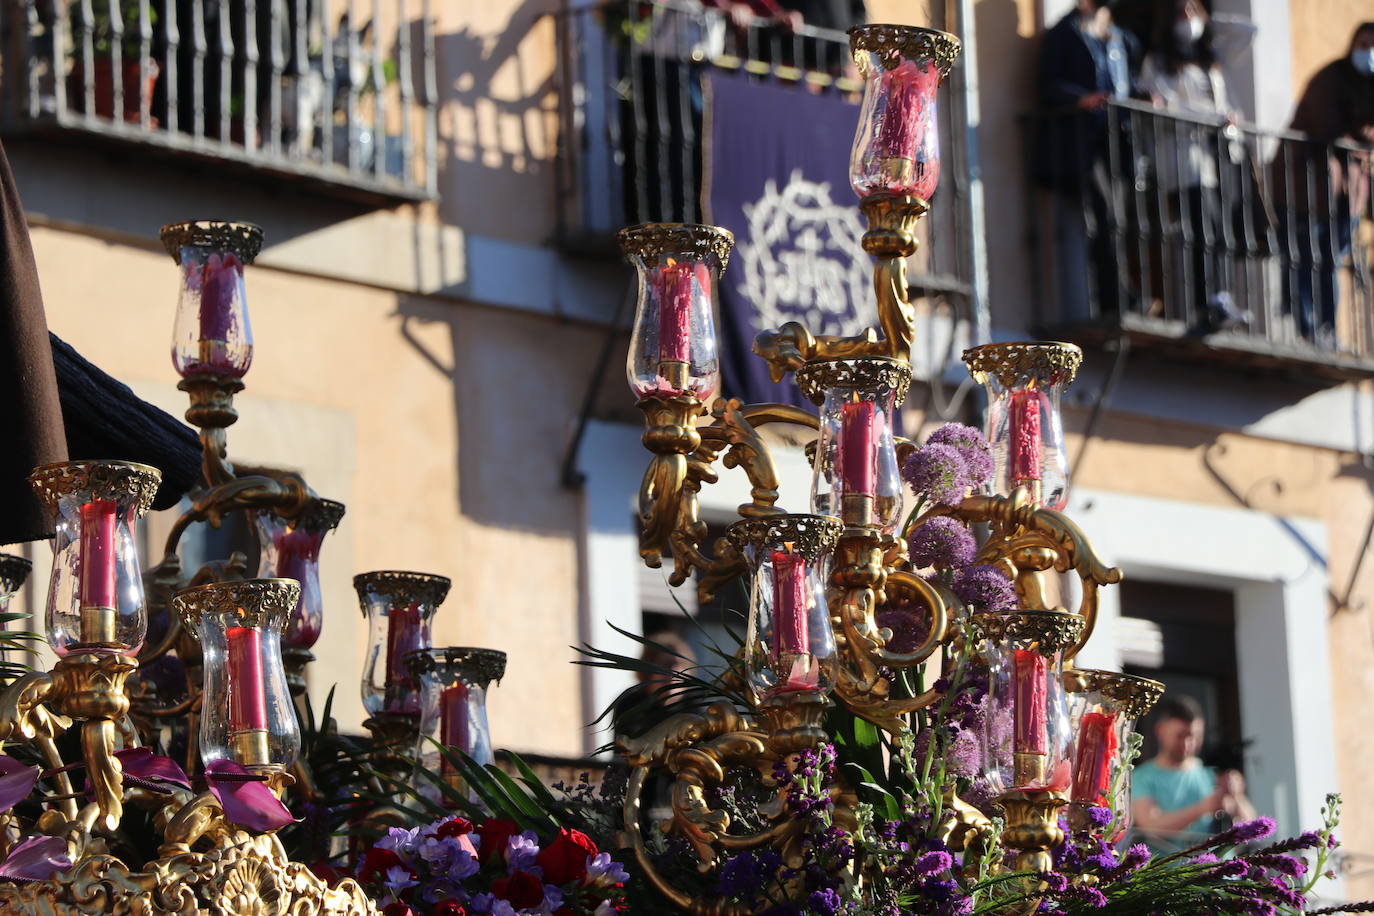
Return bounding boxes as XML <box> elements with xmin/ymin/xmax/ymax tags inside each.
<box><xmin>1280</xmin><ymin>199</ymin><xmax>1355</xmax><ymax>340</ymax></box>
<box><xmin>0</xmin><ymin>141</ymin><xmax>67</xmax><ymax>544</ymax></box>
<box><xmin>1272</xmin><ymin>59</ymin><xmax>1374</xmax><ymax>217</ymax></box>
<box><xmin>778</xmin><ymin>0</ymin><xmax>865</xmax><ymax>31</ymax></box>
<box><xmin>1033</xmin><ymin>11</ymin><xmax>1145</xmax><ymax>188</ymax></box>
<box><xmin>1182</xmin><ymin>184</ymin><xmax>1230</xmax><ymax>324</ymax></box>
<box><xmin>50</xmin><ymin>335</ymin><xmax>203</xmax><ymax>512</ymax></box>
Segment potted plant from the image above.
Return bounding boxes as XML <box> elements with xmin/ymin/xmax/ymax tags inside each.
<box><xmin>70</xmin><ymin>0</ymin><xmax>160</xmax><ymax>124</ymax></box>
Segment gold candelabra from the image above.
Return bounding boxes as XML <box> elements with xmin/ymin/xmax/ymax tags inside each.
<box><xmin>614</xmin><ymin>23</ymin><xmax>1163</xmax><ymax>914</ymax></box>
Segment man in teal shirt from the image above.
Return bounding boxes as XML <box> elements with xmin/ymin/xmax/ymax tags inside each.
<box><xmin>1132</xmin><ymin>695</ymin><xmax>1256</xmax><ymax>853</ymax></box>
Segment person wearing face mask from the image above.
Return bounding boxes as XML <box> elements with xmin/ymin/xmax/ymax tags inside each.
<box><xmin>1274</xmin><ymin>22</ymin><xmax>1374</xmax><ymax>347</ymax></box>
<box><xmin>1033</xmin><ymin>0</ymin><xmax>1152</xmax><ymax>321</ymax></box>
<box><xmin>1140</xmin><ymin>0</ymin><xmax>1256</xmax><ymax>332</ymax></box>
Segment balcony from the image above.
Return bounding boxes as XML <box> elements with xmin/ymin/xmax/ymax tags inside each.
<box><xmin>553</xmin><ymin>0</ymin><xmax>974</xmax><ymax>309</ymax></box>
<box><xmin>1025</xmin><ymin>99</ymin><xmax>1374</xmax><ymax>382</ymax></box>
<box><xmin>0</xmin><ymin>0</ymin><xmax>437</xmax><ymax>206</ymax></box>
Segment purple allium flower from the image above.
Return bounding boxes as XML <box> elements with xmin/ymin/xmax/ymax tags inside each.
<box><xmin>926</xmin><ymin>423</ymin><xmax>995</xmax><ymax>488</ymax></box>
<box><xmin>903</xmin><ymin>443</ymin><xmax>972</xmax><ymax>507</ymax></box>
<box><xmin>876</xmin><ymin>604</ymin><xmax>932</xmax><ymax>655</ymax></box>
<box><xmin>1087</xmin><ymin>806</ymin><xmax>1112</xmax><ymax>828</ymax></box>
<box><xmin>915</xmin><ymin>851</ymin><xmax>954</xmax><ymax>876</ymax></box>
<box><xmin>908</xmin><ymin>517</ymin><xmax>977</xmax><ymax>569</ymax></box>
<box><xmin>952</xmin><ymin>565</ymin><xmax>1017</xmax><ymax>614</ymax></box>
<box><xmin>807</xmin><ymin>888</ymin><xmax>843</xmax><ymax>916</ymax></box>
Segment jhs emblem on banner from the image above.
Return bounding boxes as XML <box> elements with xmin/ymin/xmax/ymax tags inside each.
<box><xmin>736</xmin><ymin>170</ymin><xmax>870</xmax><ymax>339</ymax></box>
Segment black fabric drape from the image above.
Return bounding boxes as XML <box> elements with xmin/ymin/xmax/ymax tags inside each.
<box><xmin>0</xmin><ymin>142</ymin><xmax>67</xmax><ymax>544</ymax></box>
<box><xmin>50</xmin><ymin>334</ymin><xmax>202</xmax><ymax>513</ymax></box>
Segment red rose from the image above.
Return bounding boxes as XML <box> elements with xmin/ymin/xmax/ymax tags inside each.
<box><xmin>382</xmin><ymin>905</ymin><xmax>416</xmax><ymax>916</ymax></box>
<box><xmin>492</xmin><ymin>870</ymin><xmax>545</xmax><ymax>909</ymax></box>
<box><xmin>476</xmin><ymin>818</ymin><xmax>521</xmax><ymax>864</ymax></box>
<box><xmin>357</xmin><ymin>848</ymin><xmax>406</xmax><ymax>884</ymax></box>
<box><xmin>434</xmin><ymin>901</ymin><xmax>467</xmax><ymax>916</ymax></box>
<box><xmin>536</xmin><ymin>828</ymin><xmax>599</xmax><ymax>885</ymax></box>
<box><xmin>436</xmin><ymin>817</ymin><xmax>473</xmax><ymax>839</ymax></box>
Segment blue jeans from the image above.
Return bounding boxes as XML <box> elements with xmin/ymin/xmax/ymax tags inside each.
<box><xmin>1283</xmin><ymin>200</ymin><xmax>1355</xmax><ymax>341</ymax></box>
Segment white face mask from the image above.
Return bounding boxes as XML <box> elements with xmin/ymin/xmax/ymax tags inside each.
<box><xmin>1353</xmin><ymin>48</ymin><xmax>1374</xmax><ymax>75</ymax></box>
<box><xmin>1174</xmin><ymin>16</ymin><xmax>1205</xmax><ymax>44</ymax></box>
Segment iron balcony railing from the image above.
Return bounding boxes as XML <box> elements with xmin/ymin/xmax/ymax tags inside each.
<box><xmin>553</xmin><ymin>0</ymin><xmax>974</xmax><ymax>311</ymax></box>
<box><xmin>0</xmin><ymin>0</ymin><xmax>437</xmax><ymax>204</ymax></box>
<box><xmin>1025</xmin><ymin>98</ymin><xmax>1374</xmax><ymax>378</ymax></box>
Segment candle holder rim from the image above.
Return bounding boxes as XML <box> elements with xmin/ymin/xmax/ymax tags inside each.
<box><xmin>966</xmin><ymin>608</ymin><xmax>1086</xmax><ymax>655</ymax></box>
<box><xmin>794</xmin><ymin>356</ymin><xmax>912</xmax><ymax>406</ymax></box>
<box><xmin>264</xmin><ymin>497</ymin><xmax>347</xmax><ymax>534</ymax></box>
<box><xmin>616</xmin><ymin>222</ymin><xmax>735</xmax><ymax>270</ymax></box>
<box><xmin>353</xmin><ymin>570</ymin><xmax>452</xmax><ymax>610</ymax></box>
<box><xmin>171</xmin><ymin>577</ymin><xmax>301</xmax><ymax>636</ymax></box>
<box><xmin>403</xmin><ymin>646</ymin><xmax>508</xmax><ymax>685</ymax></box>
<box><xmin>0</xmin><ymin>552</ymin><xmax>33</xmax><ymax>580</ymax></box>
<box><xmin>961</xmin><ymin>341</ymin><xmax>1084</xmax><ymax>390</ymax></box>
<box><xmin>1062</xmin><ymin>667</ymin><xmax>1165</xmax><ymax>720</ymax></box>
<box><xmin>727</xmin><ymin>513</ymin><xmax>844</xmax><ymax>559</ymax></box>
<box><xmin>159</xmin><ymin>219</ymin><xmax>265</xmax><ymax>265</ymax></box>
<box><xmin>847</xmin><ymin>24</ymin><xmax>961</xmax><ymax>77</ymax></box>
<box><xmin>27</xmin><ymin>459</ymin><xmax>164</xmax><ymax>518</ymax></box>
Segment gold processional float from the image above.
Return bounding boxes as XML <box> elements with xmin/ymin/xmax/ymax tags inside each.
<box><xmin>0</xmin><ymin>21</ymin><xmax>1162</xmax><ymax>916</ymax></box>
<box><xmin>613</xmin><ymin>23</ymin><xmax>1162</xmax><ymax>915</ymax></box>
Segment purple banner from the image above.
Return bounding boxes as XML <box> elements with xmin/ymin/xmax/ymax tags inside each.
<box><xmin>705</xmin><ymin>71</ymin><xmax>870</xmax><ymax>407</ymax></box>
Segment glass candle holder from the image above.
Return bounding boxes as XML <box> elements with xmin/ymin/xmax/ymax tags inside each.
<box><xmin>969</xmin><ymin>610</ymin><xmax>1085</xmax><ymax>796</ymax></box>
<box><xmin>254</xmin><ymin>498</ymin><xmax>346</xmax><ymax>651</ymax></box>
<box><xmin>0</xmin><ymin>553</ymin><xmax>32</xmax><ymax>616</ymax></box>
<box><xmin>849</xmin><ymin>25</ymin><xmax>960</xmax><ymax>200</ymax></box>
<box><xmin>962</xmin><ymin>342</ymin><xmax>1083</xmax><ymax>510</ymax></box>
<box><xmin>172</xmin><ymin>578</ymin><xmax>301</xmax><ymax>768</ymax></box>
<box><xmin>728</xmin><ymin>514</ymin><xmax>843</xmax><ymax>700</ymax></box>
<box><xmin>161</xmin><ymin>220</ymin><xmax>264</xmax><ymax>379</ymax></box>
<box><xmin>1064</xmin><ymin>669</ymin><xmax>1163</xmax><ymax>840</ymax></box>
<box><xmin>356</xmin><ymin>571</ymin><xmax>451</xmax><ymax>719</ymax></box>
<box><xmin>798</xmin><ymin>358</ymin><xmax>911</xmax><ymax>532</ymax></box>
<box><xmin>618</xmin><ymin>223</ymin><xmax>732</xmax><ymax>403</ymax></box>
<box><xmin>27</xmin><ymin>461</ymin><xmax>161</xmax><ymax>656</ymax></box>
<box><xmin>407</xmin><ymin>647</ymin><xmax>507</xmax><ymax>802</ymax></box>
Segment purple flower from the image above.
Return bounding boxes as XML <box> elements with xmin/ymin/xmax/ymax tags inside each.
<box><xmin>203</xmin><ymin>758</ymin><xmax>298</xmax><ymax>833</ymax></box>
<box><xmin>0</xmin><ymin>757</ymin><xmax>39</xmax><ymax>816</ymax></box>
<box><xmin>915</xmin><ymin>850</ymin><xmax>954</xmax><ymax>875</ymax></box>
<box><xmin>587</xmin><ymin>852</ymin><xmax>630</xmax><ymax>886</ymax></box>
<box><xmin>1214</xmin><ymin>859</ymin><xmax>1250</xmax><ymax>879</ymax></box>
<box><xmin>908</xmin><ymin>517</ymin><xmax>977</xmax><ymax>570</ymax></box>
<box><xmin>1040</xmin><ymin>871</ymin><xmax>1069</xmax><ymax>892</ymax></box>
<box><xmin>114</xmin><ymin>747</ymin><xmax>192</xmax><ymax>794</ymax></box>
<box><xmin>382</xmin><ymin>864</ymin><xmax>417</xmax><ymax>895</ymax></box>
<box><xmin>0</xmin><ymin>836</ymin><xmax>71</xmax><ymax>881</ymax></box>
<box><xmin>1086</xmin><ymin>806</ymin><xmax>1112</xmax><ymax>828</ymax></box>
<box><xmin>1248</xmin><ymin>853</ymin><xmax>1307</xmax><ymax>877</ymax></box>
<box><xmin>505</xmin><ymin>831</ymin><xmax>540</xmax><ymax>872</ymax></box>
<box><xmin>378</xmin><ymin>825</ymin><xmax>423</xmax><ymax>855</ymax></box>
<box><xmin>1059</xmin><ymin>884</ymin><xmax>1108</xmax><ymax>907</ymax></box>
<box><xmin>952</xmin><ymin>565</ymin><xmax>1017</xmax><ymax>614</ymax></box>
<box><xmin>1191</xmin><ymin>852</ymin><xmax>1219</xmax><ymax>865</ymax></box>
<box><xmin>903</xmin><ymin>444</ymin><xmax>972</xmax><ymax>507</ymax></box>
<box><xmin>936</xmin><ymin>901</ymin><xmax>974</xmax><ymax>916</ymax></box>
<box><xmin>807</xmin><ymin>888</ymin><xmax>842</xmax><ymax>916</ymax></box>
<box><xmin>876</xmin><ymin>604</ymin><xmax>932</xmax><ymax>655</ymax></box>
<box><xmin>1110</xmin><ymin>844</ymin><xmax>1150</xmax><ymax>877</ymax></box>
<box><xmin>717</xmin><ymin>850</ymin><xmax>782</xmax><ymax>899</ymax></box>
<box><xmin>1216</xmin><ymin>817</ymin><xmax>1277</xmax><ymax>846</ymax></box>
<box><xmin>926</xmin><ymin>423</ymin><xmax>995</xmax><ymax>488</ymax></box>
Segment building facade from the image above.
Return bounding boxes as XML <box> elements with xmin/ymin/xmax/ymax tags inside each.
<box><xmin>1</xmin><ymin>0</ymin><xmax>1372</xmax><ymax>899</ymax></box>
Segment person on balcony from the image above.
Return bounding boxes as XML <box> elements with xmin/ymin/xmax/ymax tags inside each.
<box><xmin>1132</xmin><ymin>695</ymin><xmax>1257</xmax><ymax>855</ymax></box>
<box><xmin>1275</xmin><ymin>22</ymin><xmax>1374</xmax><ymax>348</ymax></box>
<box><xmin>1140</xmin><ymin>0</ymin><xmax>1254</xmax><ymax>332</ymax></box>
<box><xmin>1033</xmin><ymin>0</ymin><xmax>1150</xmax><ymax>321</ymax></box>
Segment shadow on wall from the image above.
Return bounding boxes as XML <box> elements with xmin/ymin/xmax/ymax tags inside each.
<box><xmin>433</xmin><ymin>1</ymin><xmax>559</xmax><ymax>245</ymax></box>
<box><xmin>391</xmin><ymin>291</ymin><xmax>609</xmax><ymax>533</ymax></box>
